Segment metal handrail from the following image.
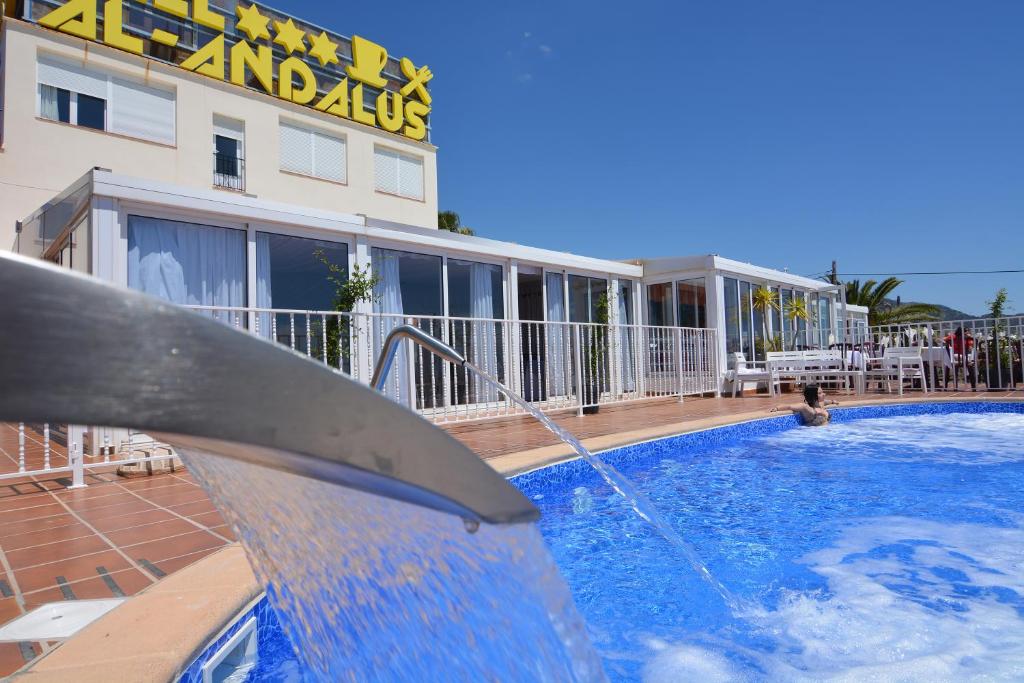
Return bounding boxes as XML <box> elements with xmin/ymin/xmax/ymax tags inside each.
<box><xmin>371</xmin><ymin>324</ymin><xmax>467</xmax><ymax>391</ymax></box>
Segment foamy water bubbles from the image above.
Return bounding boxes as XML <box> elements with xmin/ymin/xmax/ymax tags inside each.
<box><xmin>645</xmin><ymin>516</ymin><xmax>1024</xmax><ymax>682</ymax></box>
<box><xmin>762</xmin><ymin>413</ymin><xmax>1024</xmax><ymax>465</ymax></box>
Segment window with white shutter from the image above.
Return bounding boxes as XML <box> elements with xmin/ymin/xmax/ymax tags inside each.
<box><xmin>110</xmin><ymin>77</ymin><xmax>175</xmax><ymax>145</ymax></box>
<box><xmin>374</xmin><ymin>146</ymin><xmax>423</xmax><ymax>200</ymax></box>
<box><xmin>36</xmin><ymin>56</ymin><xmax>175</xmax><ymax>145</ymax></box>
<box><xmin>279</xmin><ymin>121</ymin><xmax>346</xmax><ymax>183</ymax></box>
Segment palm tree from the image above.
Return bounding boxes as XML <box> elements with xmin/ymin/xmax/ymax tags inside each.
<box><xmin>437</xmin><ymin>211</ymin><xmax>475</xmax><ymax>236</ymax></box>
<box><xmin>844</xmin><ymin>277</ymin><xmax>939</xmax><ymax>326</ymax></box>
<box><xmin>784</xmin><ymin>297</ymin><xmax>809</xmax><ymax>350</ymax></box>
<box><xmin>751</xmin><ymin>286</ymin><xmax>782</xmax><ymax>354</ymax></box>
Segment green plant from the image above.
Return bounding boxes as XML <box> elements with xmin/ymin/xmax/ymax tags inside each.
<box><xmin>582</xmin><ymin>292</ymin><xmax>610</xmax><ymax>410</ymax></box>
<box><xmin>438</xmin><ymin>210</ymin><xmax>475</xmax><ymax>236</ymax></box>
<box><xmin>313</xmin><ymin>249</ymin><xmax>379</xmax><ymax>368</ymax></box>
<box><xmin>751</xmin><ymin>286</ymin><xmax>779</xmax><ymax>358</ymax></box>
<box><xmin>784</xmin><ymin>297</ymin><xmax>809</xmax><ymax>350</ymax></box>
<box><xmin>982</xmin><ymin>288</ymin><xmax>1013</xmax><ymax>383</ymax></box>
<box><xmin>843</xmin><ymin>277</ymin><xmax>939</xmax><ymax>326</ymax></box>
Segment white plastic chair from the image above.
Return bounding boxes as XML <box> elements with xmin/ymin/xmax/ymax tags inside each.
<box><xmin>727</xmin><ymin>353</ymin><xmax>774</xmax><ymax>397</ymax></box>
<box><xmin>864</xmin><ymin>347</ymin><xmax>930</xmax><ymax>396</ymax></box>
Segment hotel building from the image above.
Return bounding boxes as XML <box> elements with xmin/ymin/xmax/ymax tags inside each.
<box><xmin>0</xmin><ymin>0</ymin><xmax>866</xmax><ymax>424</ymax></box>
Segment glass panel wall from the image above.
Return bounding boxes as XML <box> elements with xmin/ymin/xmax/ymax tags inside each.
<box><xmin>568</xmin><ymin>275</ymin><xmax>608</xmax><ymax>323</ymax></box>
<box><xmin>255</xmin><ymin>232</ymin><xmax>348</xmax><ymax>363</ymax></box>
<box><xmin>769</xmin><ymin>286</ymin><xmax>782</xmax><ymax>351</ymax></box>
<box><xmin>447</xmin><ymin>259</ymin><xmax>505</xmax><ymax>404</ymax></box>
<box><xmin>127</xmin><ymin>216</ymin><xmax>246</xmax><ymax>324</ymax></box>
<box><xmin>647</xmin><ymin>282</ymin><xmax>673</xmax><ymax>326</ymax></box>
<box><xmin>676</xmin><ymin>278</ymin><xmax>707</xmax><ymax>328</ymax></box>
<box><xmin>370</xmin><ymin>248</ymin><xmax>443</xmax><ymax>408</ymax></box>
<box><xmin>724</xmin><ymin>277</ymin><xmax>740</xmax><ymax>355</ymax></box>
<box><xmin>739</xmin><ymin>281</ymin><xmax>753</xmax><ymax>358</ymax></box>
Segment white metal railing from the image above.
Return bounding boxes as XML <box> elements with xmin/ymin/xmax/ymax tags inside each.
<box><xmin>184</xmin><ymin>306</ymin><xmax>720</xmax><ymax>423</ymax></box>
<box><xmin>1</xmin><ymin>422</ymin><xmax>178</xmax><ymax>486</ymax></box>
<box><xmin>867</xmin><ymin>316</ymin><xmax>1024</xmax><ymax>391</ymax></box>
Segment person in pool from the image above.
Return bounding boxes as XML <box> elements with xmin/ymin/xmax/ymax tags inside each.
<box><xmin>769</xmin><ymin>384</ymin><xmax>838</xmax><ymax>426</ymax></box>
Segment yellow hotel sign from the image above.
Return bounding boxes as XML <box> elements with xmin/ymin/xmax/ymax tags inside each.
<box><xmin>35</xmin><ymin>0</ymin><xmax>432</xmax><ymax>141</ymax></box>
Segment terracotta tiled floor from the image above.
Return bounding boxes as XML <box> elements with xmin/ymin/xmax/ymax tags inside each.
<box><xmin>0</xmin><ymin>387</ymin><xmax>1022</xmax><ymax>675</ymax></box>
<box><xmin>0</xmin><ymin>424</ymin><xmax>232</xmax><ymax>677</ymax></box>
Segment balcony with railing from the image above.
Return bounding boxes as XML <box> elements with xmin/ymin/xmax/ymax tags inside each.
<box><xmin>213</xmin><ymin>151</ymin><xmax>245</xmax><ymax>192</ymax></box>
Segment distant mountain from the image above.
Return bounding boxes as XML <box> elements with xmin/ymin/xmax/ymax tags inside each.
<box><xmin>882</xmin><ymin>298</ymin><xmax>979</xmax><ymax>321</ymax></box>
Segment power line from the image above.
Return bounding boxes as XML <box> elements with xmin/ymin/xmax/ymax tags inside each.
<box><xmin>804</xmin><ymin>269</ymin><xmax>1024</xmax><ymax>278</ymax></box>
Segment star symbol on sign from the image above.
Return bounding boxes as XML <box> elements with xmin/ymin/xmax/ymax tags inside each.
<box><xmin>235</xmin><ymin>3</ymin><xmax>270</xmax><ymax>42</ymax></box>
<box><xmin>308</xmin><ymin>31</ymin><xmax>339</xmax><ymax>67</ymax></box>
<box><xmin>307</xmin><ymin>31</ymin><xmax>339</xmax><ymax>67</ymax></box>
<box><xmin>273</xmin><ymin>18</ymin><xmax>306</xmax><ymax>55</ymax></box>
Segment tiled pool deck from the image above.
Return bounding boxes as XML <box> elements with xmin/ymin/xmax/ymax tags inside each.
<box><xmin>1</xmin><ymin>388</ymin><xmax>1023</xmax><ymax>676</ymax></box>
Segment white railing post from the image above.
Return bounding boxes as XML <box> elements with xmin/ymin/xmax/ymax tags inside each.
<box><xmin>675</xmin><ymin>327</ymin><xmax>685</xmax><ymax>402</ymax></box>
<box><xmin>573</xmin><ymin>324</ymin><xmax>584</xmax><ymax>417</ymax></box>
<box><xmin>68</xmin><ymin>424</ymin><xmax>86</xmax><ymax>488</ymax></box>
<box><xmin>43</xmin><ymin>423</ymin><xmax>50</xmax><ymax>470</ymax></box>
<box><xmin>17</xmin><ymin>422</ymin><xmax>25</xmax><ymax>473</ymax></box>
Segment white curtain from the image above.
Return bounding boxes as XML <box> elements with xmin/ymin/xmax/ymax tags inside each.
<box><xmin>372</xmin><ymin>248</ymin><xmax>409</xmax><ymax>405</ymax></box>
<box><xmin>255</xmin><ymin>233</ymin><xmax>273</xmax><ymax>339</ymax></box>
<box><xmin>546</xmin><ymin>272</ymin><xmax>568</xmax><ymax>397</ymax></box>
<box><xmin>127</xmin><ymin>216</ymin><xmax>245</xmax><ymax>325</ymax></box>
<box><xmin>469</xmin><ymin>263</ymin><xmax>499</xmax><ymax>402</ymax></box>
<box><xmin>40</xmin><ymin>85</ymin><xmax>60</xmax><ymax>121</ymax></box>
<box><xmin>618</xmin><ymin>285</ymin><xmax>636</xmax><ymax>392</ymax></box>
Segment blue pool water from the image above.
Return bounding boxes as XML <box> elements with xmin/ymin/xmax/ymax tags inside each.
<box><xmin>514</xmin><ymin>402</ymin><xmax>1024</xmax><ymax>681</ymax></box>
<box><xmin>205</xmin><ymin>402</ymin><xmax>1024</xmax><ymax>681</ymax></box>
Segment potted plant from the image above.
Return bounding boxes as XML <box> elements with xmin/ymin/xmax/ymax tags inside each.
<box><xmin>582</xmin><ymin>293</ymin><xmax>610</xmax><ymax>414</ymax></box>
<box><xmin>981</xmin><ymin>289</ymin><xmax>1013</xmax><ymax>390</ymax></box>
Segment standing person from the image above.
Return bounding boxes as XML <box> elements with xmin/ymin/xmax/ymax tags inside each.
<box><xmin>769</xmin><ymin>384</ymin><xmax>838</xmax><ymax>426</ymax></box>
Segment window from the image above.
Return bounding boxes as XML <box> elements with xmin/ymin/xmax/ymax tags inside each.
<box><xmin>740</xmin><ymin>281</ymin><xmax>753</xmax><ymax>358</ymax></box>
<box><xmin>724</xmin><ymin>278</ymin><xmax>740</xmax><ymax>354</ymax></box>
<box><xmin>37</xmin><ymin>56</ymin><xmax>174</xmax><ymax>144</ymax></box>
<box><xmin>213</xmin><ymin>116</ymin><xmax>244</xmax><ymax>191</ymax></box>
<box><xmin>447</xmin><ymin>259</ymin><xmax>506</xmax><ymax>404</ymax></box>
<box><xmin>255</xmin><ymin>232</ymin><xmax>348</xmax><ymax>363</ymax></box>
<box><xmin>39</xmin><ymin>83</ymin><xmax>105</xmax><ymax>131</ymax></box>
<box><xmin>374</xmin><ymin>147</ymin><xmax>424</xmax><ymax>200</ymax></box>
<box><xmin>127</xmin><ymin>216</ymin><xmax>246</xmax><ymax>321</ymax></box>
<box><xmin>676</xmin><ymin>278</ymin><xmax>707</xmax><ymax>328</ymax></box>
<box><xmin>279</xmin><ymin>122</ymin><xmax>347</xmax><ymax>183</ymax></box>
<box><xmin>647</xmin><ymin>283</ymin><xmax>673</xmax><ymax>326</ymax></box>
<box><xmin>568</xmin><ymin>275</ymin><xmax>607</xmax><ymax>323</ymax></box>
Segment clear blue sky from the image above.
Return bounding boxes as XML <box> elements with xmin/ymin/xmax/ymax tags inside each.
<box><xmin>287</xmin><ymin>0</ymin><xmax>1023</xmax><ymax>315</ymax></box>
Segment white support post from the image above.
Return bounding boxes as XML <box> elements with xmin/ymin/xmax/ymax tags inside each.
<box><xmin>68</xmin><ymin>425</ymin><xmax>87</xmax><ymax>489</ymax></box>
<box><xmin>43</xmin><ymin>423</ymin><xmax>50</xmax><ymax>470</ymax></box>
<box><xmin>573</xmin><ymin>324</ymin><xmax>584</xmax><ymax>417</ymax></box>
<box><xmin>674</xmin><ymin>327</ymin><xmax>684</xmax><ymax>402</ymax></box>
<box><xmin>17</xmin><ymin>423</ymin><xmax>25</xmax><ymax>473</ymax></box>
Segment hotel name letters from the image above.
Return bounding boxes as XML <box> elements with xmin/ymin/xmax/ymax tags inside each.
<box><xmin>36</xmin><ymin>0</ymin><xmax>432</xmax><ymax>141</ymax></box>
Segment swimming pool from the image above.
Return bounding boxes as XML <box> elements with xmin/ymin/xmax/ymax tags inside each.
<box><xmin>195</xmin><ymin>401</ymin><xmax>1024</xmax><ymax>681</ymax></box>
